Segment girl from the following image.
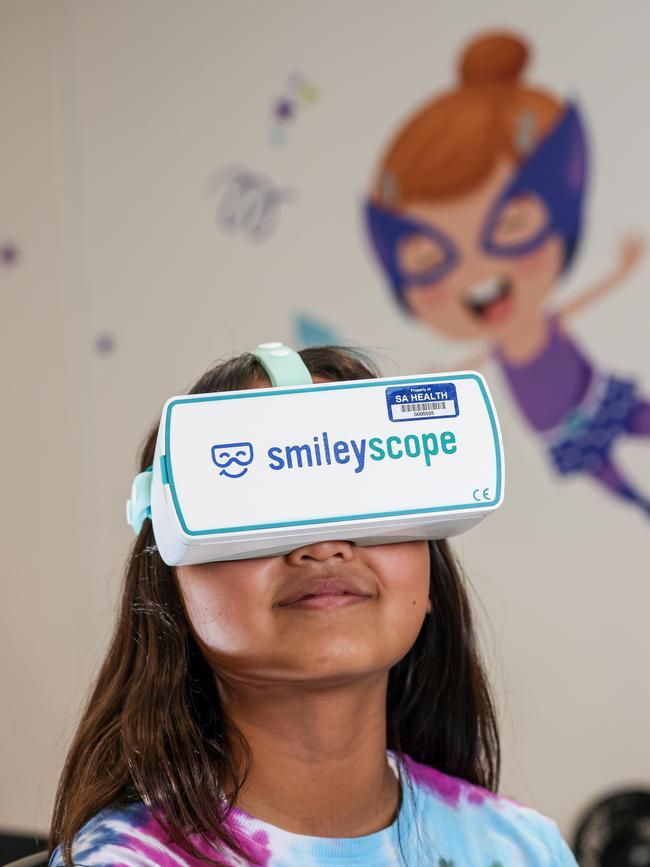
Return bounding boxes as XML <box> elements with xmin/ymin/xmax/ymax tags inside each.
<box><xmin>49</xmin><ymin>345</ymin><xmax>577</xmax><ymax>866</ymax></box>
<box><xmin>365</xmin><ymin>31</ymin><xmax>650</xmax><ymax>516</ymax></box>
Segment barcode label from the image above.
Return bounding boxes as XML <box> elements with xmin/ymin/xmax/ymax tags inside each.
<box><xmin>401</xmin><ymin>402</ymin><xmax>448</xmax><ymax>413</ymax></box>
<box><xmin>385</xmin><ymin>382</ymin><xmax>459</xmax><ymax>422</ymax></box>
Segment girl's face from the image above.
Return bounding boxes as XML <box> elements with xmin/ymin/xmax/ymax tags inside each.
<box><xmin>400</xmin><ymin>160</ymin><xmax>564</xmax><ymax>340</ymax></box>
<box><xmin>176</xmin><ymin>539</ymin><xmax>431</xmax><ymax>688</ymax></box>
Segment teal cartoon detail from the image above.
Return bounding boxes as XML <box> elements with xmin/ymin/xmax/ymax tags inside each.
<box><xmin>293</xmin><ymin>311</ymin><xmax>341</xmax><ymax>348</ymax></box>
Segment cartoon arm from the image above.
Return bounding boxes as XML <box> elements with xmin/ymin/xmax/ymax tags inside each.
<box><xmin>558</xmin><ymin>233</ymin><xmax>646</xmax><ymax>322</ymax></box>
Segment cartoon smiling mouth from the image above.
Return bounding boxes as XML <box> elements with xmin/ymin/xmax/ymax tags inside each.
<box><xmin>463</xmin><ymin>276</ymin><xmax>514</xmax><ymax>323</ymax></box>
<box><xmin>220</xmin><ymin>466</ymin><xmax>249</xmax><ymax>478</ymax></box>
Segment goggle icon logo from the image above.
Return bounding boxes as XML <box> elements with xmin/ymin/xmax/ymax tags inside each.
<box><xmin>211</xmin><ymin>442</ymin><xmax>254</xmax><ymax>478</ymax></box>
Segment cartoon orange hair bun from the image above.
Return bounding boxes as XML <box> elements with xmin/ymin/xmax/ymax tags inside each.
<box><xmin>459</xmin><ymin>32</ymin><xmax>529</xmax><ymax>87</ymax></box>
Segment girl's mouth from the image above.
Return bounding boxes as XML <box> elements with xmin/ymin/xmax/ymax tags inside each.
<box><xmin>275</xmin><ymin>576</ymin><xmax>374</xmax><ymax>610</ymax></box>
<box><xmin>279</xmin><ymin>592</ymin><xmax>372</xmax><ymax>610</ymax></box>
<box><xmin>463</xmin><ymin>276</ymin><xmax>514</xmax><ymax>323</ymax></box>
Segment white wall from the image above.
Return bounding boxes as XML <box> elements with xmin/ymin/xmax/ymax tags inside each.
<box><xmin>1</xmin><ymin>0</ymin><xmax>649</xmax><ymax>840</ymax></box>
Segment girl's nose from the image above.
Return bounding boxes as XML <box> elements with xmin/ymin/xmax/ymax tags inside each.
<box><xmin>285</xmin><ymin>539</ymin><xmax>355</xmax><ymax>565</ymax></box>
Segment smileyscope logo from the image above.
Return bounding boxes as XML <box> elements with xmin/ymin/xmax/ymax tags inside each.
<box><xmin>211</xmin><ymin>442</ymin><xmax>255</xmax><ymax>478</ymax></box>
<box><xmin>211</xmin><ymin>430</ymin><xmax>458</xmax><ymax>479</ymax></box>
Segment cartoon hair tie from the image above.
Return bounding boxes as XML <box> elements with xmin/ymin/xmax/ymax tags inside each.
<box><xmin>380</xmin><ymin>169</ymin><xmax>400</xmax><ymax>205</ymax></box>
<box><xmin>514</xmin><ymin>109</ymin><xmax>537</xmax><ymax>155</ymax></box>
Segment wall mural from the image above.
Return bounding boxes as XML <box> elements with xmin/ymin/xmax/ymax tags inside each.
<box><xmin>203</xmin><ymin>74</ymin><xmax>316</xmax><ymax>248</ymax></box>
<box><xmin>205</xmin><ymin>165</ymin><xmax>295</xmax><ymax>243</ymax></box>
<box><xmin>364</xmin><ymin>31</ymin><xmax>650</xmax><ymax>518</ymax></box>
<box><xmin>269</xmin><ymin>72</ymin><xmax>318</xmax><ymax>147</ymax></box>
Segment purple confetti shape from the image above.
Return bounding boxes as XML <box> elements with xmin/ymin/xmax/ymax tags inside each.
<box><xmin>274</xmin><ymin>98</ymin><xmax>295</xmax><ymax>122</ymax></box>
<box><xmin>95</xmin><ymin>333</ymin><xmax>116</xmax><ymax>354</ymax></box>
<box><xmin>1</xmin><ymin>243</ymin><xmax>19</xmax><ymax>265</ymax></box>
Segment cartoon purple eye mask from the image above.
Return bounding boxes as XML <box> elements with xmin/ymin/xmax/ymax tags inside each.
<box><xmin>364</xmin><ymin>102</ymin><xmax>588</xmax><ymax>308</ymax></box>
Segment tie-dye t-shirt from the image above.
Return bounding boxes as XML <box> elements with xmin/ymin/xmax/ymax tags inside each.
<box><xmin>49</xmin><ymin>751</ymin><xmax>578</xmax><ymax>866</ymax></box>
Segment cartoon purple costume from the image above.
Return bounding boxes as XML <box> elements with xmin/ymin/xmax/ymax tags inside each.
<box><xmin>494</xmin><ymin>314</ymin><xmax>644</xmax><ymax>475</ymax></box>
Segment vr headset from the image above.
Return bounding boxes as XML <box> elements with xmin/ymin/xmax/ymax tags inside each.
<box><xmin>126</xmin><ymin>342</ymin><xmax>505</xmax><ymax>565</ymax></box>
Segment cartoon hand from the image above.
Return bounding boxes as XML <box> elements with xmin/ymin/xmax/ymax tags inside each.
<box><xmin>617</xmin><ymin>233</ymin><xmax>646</xmax><ymax>278</ymax></box>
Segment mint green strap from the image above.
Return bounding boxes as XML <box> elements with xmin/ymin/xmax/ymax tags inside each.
<box><xmin>252</xmin><ymin>341</ymin><xmax>313</xmax><ymax>386</ymax></box>
<box><xmin>126</xmin><ymin>467</ymin><xmax>153</xmax><ymax>534</ymax></box>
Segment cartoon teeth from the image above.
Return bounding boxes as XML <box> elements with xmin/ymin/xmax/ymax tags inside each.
<box><xmin>464</xmin><ymin>276</ymin><xmax>512</xmax><ymax>317</ymax></box>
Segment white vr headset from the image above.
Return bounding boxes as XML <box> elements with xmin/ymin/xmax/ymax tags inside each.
<box><xmin>126</xmin><ymin>342</ymin><xmax>505</xmax><ymax>565</ymax></box>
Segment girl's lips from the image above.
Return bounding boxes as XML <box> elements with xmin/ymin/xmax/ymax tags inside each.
<box><xmin>278</xmin><ymin>593</ymin><xmax>372</xmax><ymax>610</ymax></box>
<box><xmin>276</xmin><ymin>576</ymin><xmax>371</xmax><ymax>607</ymax></box>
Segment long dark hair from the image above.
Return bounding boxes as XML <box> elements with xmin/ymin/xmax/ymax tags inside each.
<box><xmin>49</xmin><ymin>345</ymin><xmax>500</xmax><ymax>866</ymax></box>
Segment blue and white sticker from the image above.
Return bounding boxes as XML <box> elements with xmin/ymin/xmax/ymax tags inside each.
<box><xmin>385</xmin><ymin>382</ymin><xmax>459</xmax><ymax>423</ymax></box>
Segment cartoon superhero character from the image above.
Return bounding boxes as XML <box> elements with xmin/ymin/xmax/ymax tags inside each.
<box><xmin>365</xmin><ymin>31</ymin><xmax>650</xmax><ymax>516</ymax></box>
